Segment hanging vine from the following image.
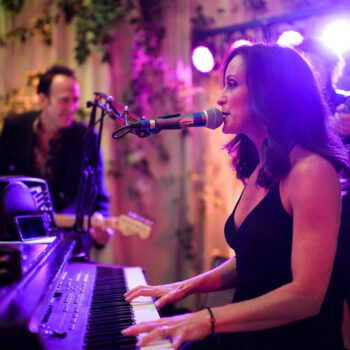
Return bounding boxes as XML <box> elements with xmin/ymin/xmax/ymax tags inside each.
<box><xmin>74</xmin><ymin>1</ymin><xmax>133</xmax><ymax>64</ymax></box>
<box><xmin>0</xmin><ymin>0</ymin><xmax>25</xmax><ymax>14</ymax></box>
<box><xmin>108</xmin><ymin>0</ymin><xmax>177</xmax><ymax>192</ymax></box>
<box><xmin>0</xmin><ymin>0</ymin><xmax>132</xmax><ymax>64</ymax></box>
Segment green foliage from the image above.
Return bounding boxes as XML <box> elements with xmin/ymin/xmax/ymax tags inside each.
<box><xmin>0</xmin><ymin>0</ymin><xmax>133</xmax><ymax>64</ymax></box>
<box><xmin>0</xmin><ymin>0</ymin><xmax>174</xmax><ymax>65</ymax></box>
<box><xmin>122</xmin><ymin>0</ymin><xmax>171</xmax><ymax>112</ymax></box>
<box><xmin>74</xmin><ymin>1</ymin><xmax>133</xmax><ymax>64</ymax></box>
<box><xmin>0</xmin><ymin>0</ymin><xmax>172</xmax><ymax>65</ymax></box>
<box><xmin>0</xmin><ymin>9</ymin><xmax>54</xmax><ymax>46</ymax></box>
<box><xmin>0</xmin><ymin>0</ymin><xmax>24</xmax><ymax>14</ymax></box>
<box><xmin>55</xmin><ymin>0</ymin><xmax>84</xmax><ymax>23</ymax></box>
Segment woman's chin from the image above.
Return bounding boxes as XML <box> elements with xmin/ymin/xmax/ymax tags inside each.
<box><xmin>222</xmin><ymin>123</ymin><xmax>234</xmax><ymax>134</ymax></box>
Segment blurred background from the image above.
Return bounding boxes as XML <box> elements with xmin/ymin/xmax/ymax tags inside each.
<box><xmin>1</xmin><ymin>0</ymin><xmax>350</xmax><ymax>311</ymax></box>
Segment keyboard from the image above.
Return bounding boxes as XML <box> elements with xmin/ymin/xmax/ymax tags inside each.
<box><xmin>37</xmin><ymin>263</ymin><xmax>172</xmax><ymax>349</ymax></box>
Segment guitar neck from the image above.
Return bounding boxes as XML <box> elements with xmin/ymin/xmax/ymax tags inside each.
<box><xmin>54</xmin><ymin>213</ymin><xmax>118</xmax><ymax>230</ymax></box>
<box><xmin>54</xmin><ymin>213</ymin><xmax>151</xmax><ymax>239</ymax></box>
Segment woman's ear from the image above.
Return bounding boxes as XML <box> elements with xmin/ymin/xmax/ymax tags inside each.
<box><xmin>38</xmin><ymin>92</ymin><xmax>49</xmax><ymax>109</ymax></box>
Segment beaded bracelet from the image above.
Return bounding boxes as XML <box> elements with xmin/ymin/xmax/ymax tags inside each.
<box><xmin>206</xmin><ymin>307</ymin><xmax>216</xmax><ymax>334</ymax></box>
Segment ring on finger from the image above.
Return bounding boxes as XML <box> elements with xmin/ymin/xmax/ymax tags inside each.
<box><xmin>160</xmin><ymin>325</ymin><xmax>170</xmax><ymax>338</ymax></box>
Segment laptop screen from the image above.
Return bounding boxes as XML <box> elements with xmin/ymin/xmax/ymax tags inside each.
<box><xmin>14</xmin><ymin>214</ymin><xmax>48</xmax><ymax>241</ymax></box>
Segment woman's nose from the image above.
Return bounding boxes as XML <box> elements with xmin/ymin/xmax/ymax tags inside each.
<box><xmin>217</xmin><ymin>91</ymin><xmax>227</xmax><ymax>106</ymax></box>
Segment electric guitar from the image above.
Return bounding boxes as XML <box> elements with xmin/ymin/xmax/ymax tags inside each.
<box><xmin>54</xmin><ymin>212</ymin><xmax>153</xmax><ymax>239</ymax></box>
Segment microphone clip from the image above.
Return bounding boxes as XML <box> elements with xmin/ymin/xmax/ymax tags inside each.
<box><xmin>112</xmin><ymin>116</ymin><xmax>154</xmax><ymax>139</ymax></box>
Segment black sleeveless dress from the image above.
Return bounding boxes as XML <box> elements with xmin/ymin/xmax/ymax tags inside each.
<box><xmin>219</xmin><ymin>182</ymin><xmax>342</xmax><ymax>350</ymax></box>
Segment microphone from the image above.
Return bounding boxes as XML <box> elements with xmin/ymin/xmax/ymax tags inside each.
<box><xmin>127</xmin><ymin>107</ymin><xmax>223</xmax><ymax>131</ymax></box>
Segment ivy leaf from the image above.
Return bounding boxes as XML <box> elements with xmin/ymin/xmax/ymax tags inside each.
<box><xmin>0</xmin><ymin>0</ymin><xmax>25</xmax><ymax>14</ymax></box>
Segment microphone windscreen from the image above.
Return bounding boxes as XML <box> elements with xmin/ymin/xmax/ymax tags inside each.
<box><xmin>204</xmin><ymin>108</ymin><xmax>223</xmax><ymax>129</ymax></box>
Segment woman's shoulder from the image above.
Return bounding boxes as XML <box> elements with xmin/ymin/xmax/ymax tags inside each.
<box><xmin>284</xmin><ymin>145</ymin><xmax>338</xmax><ymax>190</ymax></box>
<box><xmin>280</xmin><ymin>145</ymin><xmax>341</xmax><ymax>213</ymax></box>
<box><xmin>288</xmin><ymin>145</ymin><xmax>337</xmax><ymax>178</ymax></box>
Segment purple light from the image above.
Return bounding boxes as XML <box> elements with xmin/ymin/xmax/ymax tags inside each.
<box><xmin>321</xmin><ymin>20</ymin><xmax>350</xmax><ymax>54</ymax></box>
<box><xmin>231</xmin><ymin>39</ymin><xmax>252</xmax><ymax>49</ymax></box>
<box><xmin>192</xmin><ymin>46</ymin><xmax>215</xmax><ymax>73</ymax></box>
<box><xmin>277</xmin><ymin>30</ymin><xmax>304</xmax><ymax>47</ymax></box>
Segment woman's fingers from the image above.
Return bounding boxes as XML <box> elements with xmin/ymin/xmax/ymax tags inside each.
<box><xmin>137</xmin><ymin>325</ymin><xmax>171</xmax><ymax>347</ymax></box>
<box><xmin>122</xmin><ymin>313</ymin><xmax>208</xmax><ymax>349</ymax></box>
<box><xmin>172</xmin><ymin>332</ymin><xmax>184</xmax><ymax>350</ymax></box>
<box><xmin>122</xmin><ymin>322</ymin><xmax>172</xmax><ymax>347</ymax></box>
<box><xmin>124</xmin><ymin>284</ymin><xmax>145</xmax><ymax>298</ymax></box>
<box><xmin>155</xmin><ymin>290</ymin><xmax>181</xmax><ymax>308</ymax></box>
<box><xmin>124</xmin><ymin>284</ymin><xmax>179</xmax><ymax>303</ymax></box>
<box><xmin>122</xmin><ymin>322</ymin><xmax>151</xmax><ymax>336</ymax></box>
<box><xmin>124</xmin><ymin>286</ymin><xmax>159</xmax><ymax>302</ymax></box>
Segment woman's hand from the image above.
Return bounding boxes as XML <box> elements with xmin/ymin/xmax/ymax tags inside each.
<box><xmin>124</xmin><ymin>280</ymin><xmax>191</xmax><ymax>308</ymax></box>
<box><xmin>122</xmin><ymin>310</ymin><xmax>212</xmax><ymax>349</ymax></box>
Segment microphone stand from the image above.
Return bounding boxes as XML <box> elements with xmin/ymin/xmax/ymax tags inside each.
<box><xmin>71</xmin><ymin>93</ymin><xmax>105</xmax><ymax>261</ymax></box>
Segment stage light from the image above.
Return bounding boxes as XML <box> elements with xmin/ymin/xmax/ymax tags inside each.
<box><xmin>231</xmin><ymin>39</ymin><xmax>252</xmax><ymax>49</ymax></box>
<box><xmin>277</xmin><ymin>30</ymin><xmax>304</xmax><ymax>47</ymax></box>
<box><xmin>321</xmin><ymin>20</ymin><xmax>350</xmax><ymax>54</ymax></box>
<box><xmin>192</xmin><ymin>46</ymin><xmax>215</xmax><ymax>73</ymax></box>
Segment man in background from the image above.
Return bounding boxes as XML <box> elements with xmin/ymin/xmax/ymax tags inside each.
<box><xmin>0</xmin><ymin>65</ymin><xmax>113</xmax><ymax>252</ymax></box>
<box><xmin>296</xmin><ymin>37</ymin><xmax>350</xmax><ymax>349</ymax></box>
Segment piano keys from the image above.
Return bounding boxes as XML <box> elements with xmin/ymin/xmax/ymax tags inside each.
<box><xmin>0</xmin><ymin>239</ymin><xmax>172</xmax><ymax>349</ymax></box>
<box><xmin>124</xmin><ymin>267</ymin><xmax>173</xmax><ymax>349</ymax></box>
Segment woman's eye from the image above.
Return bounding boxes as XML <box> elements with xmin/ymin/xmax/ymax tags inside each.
<box><xmin>227</xmin><ymin>80</ymin><xmax>237</xmax><ymax>88</ymax></box>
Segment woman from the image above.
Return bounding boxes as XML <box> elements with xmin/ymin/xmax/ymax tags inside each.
<box><xmin>122</xmin><ymin>44</ymin><xmax>350</xmax><ymax>349</ymax></box>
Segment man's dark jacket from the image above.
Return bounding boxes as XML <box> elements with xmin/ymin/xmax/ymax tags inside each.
<box><xmin>0</xmin><ymin>111</ymin><xmax>110</xmax><ymax>216</ymax></box>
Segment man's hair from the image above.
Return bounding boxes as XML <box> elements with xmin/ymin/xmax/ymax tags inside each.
<box><xmin>294</xmin><ymin>37</ymin><xmax>345</xmax><ymax>81</ymax></box>
<box><xmin>294</xmin><ymin>37</ymin><xmax>346</xmax><ymax>113</ymax></box>
<box><xmin>37</xmin><ymin>65</ymin><xmax>77</xmax><ymax>96</ymax></box>
<box><xmin>221</xmin><ymin>43</ymin><xmax>350</xmax><ymax>188</ymax></box>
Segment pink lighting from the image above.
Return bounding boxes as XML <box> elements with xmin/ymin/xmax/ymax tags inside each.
<box><xmin>192</xmin><ymin>46</ymin><xmax>215</xmax><ymax>73</ymax></box>
<box><xmin>321</xmin><ymin>20</ymin><xmax>350</xmax><ymax>54</ymax></box>
<box><xmin>277</xmin><ymin>30</ymin><xmax>304</xmax><ymax>47</ymax></box>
